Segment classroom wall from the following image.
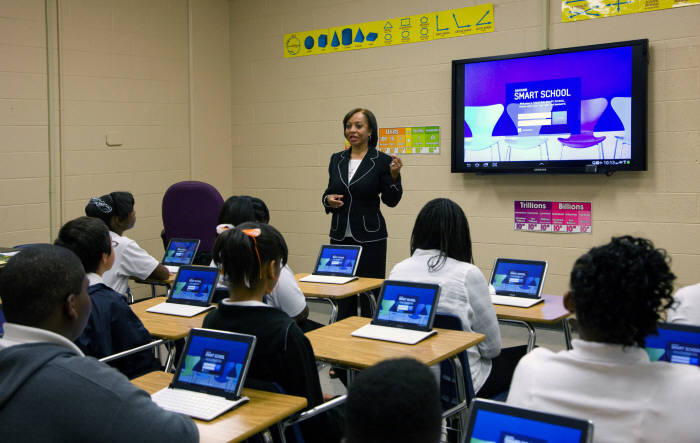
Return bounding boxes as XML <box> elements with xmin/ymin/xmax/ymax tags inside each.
<box><xmin>228</xmin><ymin>0</ymin><xmax>700</xmax><ymax>294</ymax></box>
<box><xmin>0</xmin><ymin>0</ymin><xmax>232</xmax><ymax>268</ymax></box>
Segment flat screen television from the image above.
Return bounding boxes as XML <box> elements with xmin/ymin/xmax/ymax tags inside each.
<box><xmin>451</xmin><ymin>40</ymin><xmax>648</xmax><ymax>174</ymax></box>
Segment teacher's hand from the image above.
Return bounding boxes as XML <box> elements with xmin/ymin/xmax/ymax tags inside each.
<box><xmin>326</xmin><ymin>194</ymin><xmax>344</xmax><ymax>208</ymax></box>
<box><xmin>390</xmin><ymin>155</ymin><xmax>403</xmax><ymax>181</ymax></box>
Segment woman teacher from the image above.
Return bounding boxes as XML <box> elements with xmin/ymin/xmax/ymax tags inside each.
<box><xmin>322</xmin><ymin>108</ymin><xmax>403</xmax><ymax>318</ymax></box>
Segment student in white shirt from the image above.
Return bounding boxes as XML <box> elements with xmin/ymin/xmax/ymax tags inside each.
<box><xmin>212</xmin><ymin>195</ymin><xmax>320</xmax><ymax>331</ymax></box>
<box><xmin>389</xmin><ymin>198</ymin><xmax>525</xmax><ymax>396</ymax></box>
<box><xmin>668</xmin><ymin>283</ymin><xmax>700</xmax><ymax>325</ymax></box>
<box><xmin>85</xmin><ymin>192</ymin><xmax>169</xmax><ymax>295</ymax></box>
<box><xmin>508</xmin><ymin>236</ymin><xmax>700</xmax><ymax>443</ymax></box>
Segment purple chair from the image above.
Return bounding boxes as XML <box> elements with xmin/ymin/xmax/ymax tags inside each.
<box><xmin>162</xmin><ymin>181</ymin><xmax>224</xmax><ymax>258</ymax></box>
<box><xmin>558</xmin><ymin>98</ymin><xmax>608</xmax><ymax>160</ymax></box>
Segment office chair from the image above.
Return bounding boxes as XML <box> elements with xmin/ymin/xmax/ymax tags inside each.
<box><xmin>161</xmin><ymin>181</ymin><xmax>223</xmax><ymax>265</ymax></box>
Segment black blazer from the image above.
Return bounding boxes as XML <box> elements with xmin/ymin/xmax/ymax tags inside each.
<box><xmin>322</xmin><ymin>147</ymin><xmax>402</xmax><ymax>242</ymax></box>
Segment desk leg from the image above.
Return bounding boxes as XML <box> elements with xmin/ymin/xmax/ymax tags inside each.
<box><xmin>499</xmin><ymin>319</ymin><xmax>536</xmax><ymax>352</ymax></box>
<box><xmin>164</xmin><ymin>341</ymin><xmax>176</xmax><ymax>372</ymax></box>
<box><xmin>362</xmin><ymin>291</ymin><xmax>377</xmax><ymax>317</ymax></box>
<box><xmin>562</xmin><ymin>318</ymin><xmax>572</xmax><ymax>350</ymax></box>
<box><xmin>305</xmin><ymin>296</ymin><xmax>338</xmax><ymax>324</ymax></box>
<box><xmin>275</xmin><ymin>423</ymin><xmax>287</xmax><ymax>443</ymax></box>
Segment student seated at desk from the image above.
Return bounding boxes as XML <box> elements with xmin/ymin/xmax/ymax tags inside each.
<box><xmin>507</xmin><ymin>236</ymin><xmax>700</xmax><ymax>442</ymax></box>
<box><xmin>668</xmin><ymin>283</ymin><xmax>700</xmax><ymax>325</ymax></box>
<box><xmin>213</xmin><ymin>195</ymin><xmax>321</xmax><ymax>332</ymax></box>
<box><xmin>203</xmin><ymin>223</ymin><xmax>343</xmax><ymax>443</ymax></box>
<box><xmin>388</xmin><ymin>198</ymin><xmax>525</xmax><ymax>397</ymax></box>
<box><xmin>55</xmin><ymin>216</ymin><xmax>160</xmax><ymax>378</ymax></box>
<box><xmin>344</xmin><ymin>358</ymin><xmax>442</xmax><ymax>443</ymax></box>
<box><xmin>85</xmin><ymin>192</ymin><xmax>169</xmax><ymax>296</ymax></box>
<box><xmin>0</xmin><ymin>245</ymin><xmax>197</xmax><ymax>442</ymax></box>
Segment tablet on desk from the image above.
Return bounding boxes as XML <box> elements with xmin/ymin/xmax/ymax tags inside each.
<box><xmin>489</xmin><ymin>258</ymin><xmax>548</xmax><ymax>308</ymax></box>
<box><xmin>146</xmin><ymin>266</ymin><xmax>218</xmax><ymax>317</ymax></box>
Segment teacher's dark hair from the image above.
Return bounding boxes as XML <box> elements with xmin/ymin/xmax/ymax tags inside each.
<box><xmin>411</xmin><ymin>198</ymin><xmax>473</xmax><ymax>271</ymax></box>
<box><xmin>570</xmin><ymin>235</ymin><xmax>675</xmax><ymax>347</ymax></box>
<box><xmin>212</xmin><ymin>222</ymin><xmax>288</xmax><ymax>289</ymax></box>
<box><xmin>218</xmin><ymin>195</ymin><xmax>270</xmax><ymax>226</ymax></box>
<box><xmin>343</xmin><ymin>108</ymin><xmax>378</xmax><ymax>149</ymax></box>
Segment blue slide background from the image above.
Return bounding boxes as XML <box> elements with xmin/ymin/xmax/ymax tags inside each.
<box><xmin>317</xmin><ymin>247</ymin><xmax>359</xmax><ymax>274</ymax></box>
<box><xmin>492</xmin><ymin>262</ymin><xmax>544</xmax><ymax>296</ymax></box>
<box><xmin>177</xmin><ymin>335</ymin><xmax>250</xmax><ymax>392</ymax></box>
<box><xmin>377</xmin><ymin>284</ymin><xmax>436</xmax><ymax>327</ymax></box>
<box><xmin>172</xmin><ymin>269</ymin><xmax>216</xmax><ymax>301</ymax></box>
<box><xmin>470</xmin><ymin>409</ymin><xmax>582</xmax><ymax>442</ymax></box>
<box><xmin>645</xmin><ymin>327</ymin><xmax>700</xmax><ymax>366</ymax></box>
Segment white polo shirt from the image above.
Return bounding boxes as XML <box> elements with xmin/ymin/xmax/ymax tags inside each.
<box><xmin>102</xmin><ymin>231</ymin><xmax>159</xmax><ymax>295</ymax></box>
<box><xmin>507</xmin><ymin>339</ymin><xmax>700</xmax><ymax>443</ymax></box>
<box><xmin>668</xmin><ymin>283</ymin><xmax>700</xmax><ymax>326</ymax></box>
<box><xmin>0</xmin><ymin>323</ymin><xmax>84</xmax><ymax>355</ymax></box>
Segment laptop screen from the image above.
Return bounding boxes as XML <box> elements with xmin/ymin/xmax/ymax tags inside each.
<box><xmin>491</xmin><ymin>258</ymin><xmax>547</xmax><ymax>298</ymax></box>
<box><xmin>373</xmin><ymin>280</ymin><xmax>440</xmax><ymax>331</ymax></box>
<box><xmin>170</xmin><ymin>267</ymin><xmax>218</xmax><ymax>305</ymax></box>
<box><xmin>467</xmin><ymin>399</ymin><xmax>591</xmax><ymax>443</ymax></box>
<box><xmin>314</xmin><ymin>245</ymin><xmax>361</xmax><ymax>276</ymax></box>
<box><xmin>645</xmin><ymin>322</ymin><xmax>700</xmax><ymax>367</ymax></box>
<box><xmin>172</xmin><ymin>329</ymin><xmax>256</xmax><ymax>398</ymax></box>
<box><xmin>163</xmin><ymin>239</ymin><xmax>199</xmax><ymax>266</ymax></box>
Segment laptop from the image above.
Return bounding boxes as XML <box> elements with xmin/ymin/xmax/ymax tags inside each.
<box><xmin>146</xmin><ymin>266</ymin><xmax>219</xmax><ymax>317</ymax></box>
<box><xmin>162</xmin><ymin>238</ymin><xmax>200</xmax><ymax>274</ymax></box>
<box><xmin>151</xmin><ymin>328</ymin><xmax>256</xmax><ymax>421</ymax></box>
<box><xmin>351</xmin><ymin>280</ymin><xmax>440</xmax><ymax>345</ymax></box>
<box><xmin>299</xmin><ymin>244</ymin><xmax>362</xmax><ymax>284</ymax></box>
<box><xmin>465</xmin><ymin>399</ymin><xmax>593</xmax><ymax>443</ymax></box>
<box><xmin>645</xmin><ymin>322</ymin><xmax>700</xmax><ymax>367</ymax></box>
<box><xmin>489</xmin><ymin>258</ymin><xmax>548</xmax><ymax>308</ymax></box>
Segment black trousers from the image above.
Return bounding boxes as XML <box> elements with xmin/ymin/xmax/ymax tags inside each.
<box><xmin>331</xmin><ymin>237</ymin><xmax>386</xmax><ymax>319</ymax></box>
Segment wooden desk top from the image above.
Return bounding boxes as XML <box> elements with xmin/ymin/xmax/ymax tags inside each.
<box><xmin>295</xmin><ymin>274</ymin><xmax>383</xmax><ymax>299</ymax></box>
<box><xmin>130</xmin><ymin>297</ymin><xmax>209</xmax><ymax>340</ymax></box>
<box><xmin>306</xmin><ymin>316</ymin><xmax>484</xmax><ymax>369</ymax></box>
<box><xmin>494</xmin><ymin>294</ymin><xmax>571</xmax><ymax>324</ymax></box>
<box><xmin>132</xmin><ymin>371</ymin><xmax>307</xmax><ymax>443</ymax></box>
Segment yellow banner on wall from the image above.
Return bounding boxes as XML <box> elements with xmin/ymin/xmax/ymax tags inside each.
<box><xmin>562</xmin><ymin>0</ymin><xmax>699</xmax><ymax>22</ymax></box>
<box><xmin>284</xmin><ymin>4</ymin><xmax>494</xmax><ymax>58</ymax></box>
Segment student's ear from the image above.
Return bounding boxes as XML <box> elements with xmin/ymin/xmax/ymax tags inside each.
<box><xmin>263</xmin><ymin>260</ymin><xmax>281</xmax><ymax>291</ymax></box>
<box><xmin>563</xmin><ymin>291</ymin><xmax>576</xmax><ymax>313</ymax></box>
<box><xmin>64</xmin><ymin>294</ymin><xmax>80</xmax><ymax>321</ymax></box>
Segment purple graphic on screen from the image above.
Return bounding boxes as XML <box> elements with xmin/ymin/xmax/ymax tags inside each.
<box><xmin>464</xmin><ymin>46</ymin><xmax>631</xmax><ymax>137</ymax></box>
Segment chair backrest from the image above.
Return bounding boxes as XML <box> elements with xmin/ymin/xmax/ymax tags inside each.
<box><xmin>162</xmin><ymin>181</ymin><xmax>224</xmax><ymax>253</ymax></box>
<box><xmin>580</xmin><ymin>98</ymin><xmax>608</xmax><ymax>133</ymax></box>
<box><xmin>611</xmin><ymin>96</ymin><xmax>632</xmax><ymax>143</ymax></box>
<box><xmin>464</xmin><ymin>104</ymin><xmax>504</xmax><ymax>139</ymax></box>
<box><xmin>506</xmin><ymin>102</ymin><xmax>553</xmax><ymax>136</ymax></box>
<box><xmin>434</xmin><ymin>312</ymin><xmax>476</xmax><ymax>408</ymax></box>
<box><xmin>245</xmin><ymin>378</ymin><xmax>306</xmax><ymax>443</ymax></box>
<box><xmin>13</xmin><ymin>243</ymin><xmax>51</xmax><ymax>250</ymax></box>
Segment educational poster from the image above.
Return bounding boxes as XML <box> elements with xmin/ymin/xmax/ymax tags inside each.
<box><xmin>514</xmin><ymin>200</ymin><xmax>592</xmax><ymax>233</ymax></box>
<box><xmin>345</xmin><ymin>126</ymin><xmax>440</xmax><ymax>154</ymax></box>
<box><xmin>562</xmin><ymin>0</ymin><xmax>699</xmax><ymax>22</ymax></box>
<box><xmin>284</xmin><ymin>4</ymin><xmax>494</xmax><ymax>58</ymax></box>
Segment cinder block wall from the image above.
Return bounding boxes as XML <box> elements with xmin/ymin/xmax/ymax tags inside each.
<box><xmin>229</xmin><ymin>0</ymin><xmax>700</xmax><ymax>294</ymax></box>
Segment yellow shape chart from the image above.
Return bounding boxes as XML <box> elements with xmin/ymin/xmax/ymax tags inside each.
<box><xmin>284</xmin><ymin>4</ymin><xmax>493</xmax><ymax>58</ymax></box>
<box><xmin>562</xmin><ymin>0</ymin><xmax>699</xmax><ymax>22</ymax></box>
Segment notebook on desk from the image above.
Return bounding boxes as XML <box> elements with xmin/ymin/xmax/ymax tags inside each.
<box><xmin>466</xmin><ymin>399</ymin><xmax>594</xmax><ymax>443</ymax></box>
<box><xmin>151</xmin><ymin>328</ymin><xmax>256</xmax><ymax>421</ymax></box>
<box><xmin>489</xmin><ymin>258</ymin><xmax>548</xmax><ymax>308</ymax></box>
<box><xmin>162</xmin><ymin>238</ymin><xmax>200</xmax><ymax>274</ymax></box>
<box><xmin>146</xmin><ymin>266</ymin><xmax>218</xmax><ymax>317</ymax></box>
<box><xmin>645</xmin><ymin>322</ymin><xmax>700</xmax><ymax>367</ymax></box>
<box><xmin>351</xmin><ymin>280</ymin><xmax>440</xmax><ymax>345</ymax></box>
<box><xmin>299</xmin><ymin>244</ymin><xmax>362</xmax><ymax>284</ymax></box>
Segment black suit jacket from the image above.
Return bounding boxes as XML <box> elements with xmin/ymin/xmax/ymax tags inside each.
<box><xmin>322</xmin><ymin>147</ymin><xmax>402</xmax><ymax>242</ymax></box>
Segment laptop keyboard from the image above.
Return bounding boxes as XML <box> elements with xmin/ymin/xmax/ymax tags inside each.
<box><xmin>146</xmin><ymin>302</ymin><xmax>214</xmax><ymax>317</ymax></box>
<box><xmin>152</xmin><ymin>388</ymin><xmax>243</xmax><ymax>421</ymax></box>
<box><xmin>299</xmin><ymin>275</ymin><xmax>357</xmax><ymax>284</ymax></box>
<box><xmin>165</xmin><ymin>265</ymin><xmax>179</xmax><ymax>274</ymax></box>
<box><xmin>490</xmin><ymin>294</ymin><xmax>542</xmax><ymax>308</ymax></box>
<box><xmin>352</xmin><ymin>324</ymin><xmax>434</xmax><ymax>344</ymax></box>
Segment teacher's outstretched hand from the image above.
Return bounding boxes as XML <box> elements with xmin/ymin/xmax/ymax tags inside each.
<box><xmin>321</xmin><ymin>108</ymin><xmax>403</xmax><ymax>319</ymax></box>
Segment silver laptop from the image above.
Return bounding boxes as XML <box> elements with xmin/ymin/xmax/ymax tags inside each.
<box><xmin>351</xmin><ymin>280</ymin><xmax>440</xmax><ymax>345</ymax></box>
<box><xmin>489</xmin><ymin>258</ymin><xmax>548</xmax><ymax>308</ymax></box>
<box><xmin>466</xmin><ymin>399</ymin><xmax>594</xmax><ymax>443</ymax></box>
<box><xmin>299</xmin><ymin>244</ymin><xmax>362</xmax><ymax>284</ymax></box>
<box><xmin>152</xmin><ymin>328</ymin><xmax>256</xmax><ymax>421</ymax></box>
<box><xmin>147</xmin><ymin>266</ymin><xmax>218</xmax><ymax>317</ymax></box>
<box><xmin>162</xmin><ymin>238</ymin><xmax>200</xmax><ymax>274</ymax></box>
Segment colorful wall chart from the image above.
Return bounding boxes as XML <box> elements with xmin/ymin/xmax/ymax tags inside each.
<box><xmin>345</xmin><ymin>126</ymin><xmax>440</xmax><ymax>154</ymax></box>
<box><xmin>284</xmin><ymin>4</ymin><xmax>494</xmax><ymax>58</ymax></box>
<box><xmin>514</xmin><ymin>201</ymin><xmax>592</xmax><ymax>233</ymax></box>
<box><xmin>562</xmin><ymin>0</ymin><xmax>699</xmax><ymax>22</ymax></box>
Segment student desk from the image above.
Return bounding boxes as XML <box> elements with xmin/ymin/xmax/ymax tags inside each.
<box><xmin>306</xmin><ymin>316</ymin><xmax>484</xmax><ymax>381</ymax></box>
<box><xmin>132</xmin><ymin>371</ymin><xmax>307</xmax><ymax>443</ymax></box>
<box><xmin>130</xmin><ymin>297</ymin><xmax>209</xmax><ymax>369</ymax></box>
<box><xmin>494</xmin><ymin>294</ymin><xmax>572</xmax><ymax>352</ymax></box>
<box><xmin>295</xmin><ymin>274</ymin><xmax>383</xmax><ymax>323</ymax></box>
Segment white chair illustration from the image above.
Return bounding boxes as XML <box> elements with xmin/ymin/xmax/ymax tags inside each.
<box><xmin>464</xmin><ymin>104</ymin><xmax>504</xmax><ymax>162</ymax></box>
<box><xmin>611</xmin><ymin>97</ymin><xmax>631</xmax><ymax>159</ymax></box>
<box><xmin>505</xmin><ymin>103</ymin><xmax>552</xmax><ymax>161</ymax></box>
